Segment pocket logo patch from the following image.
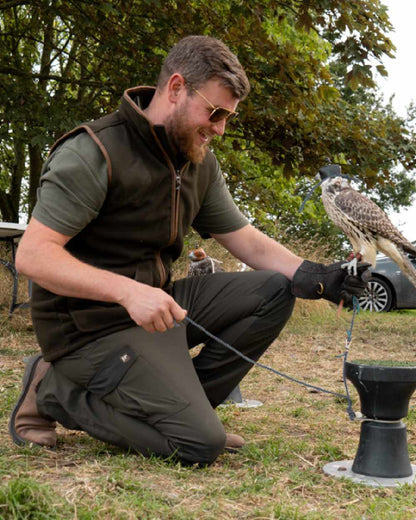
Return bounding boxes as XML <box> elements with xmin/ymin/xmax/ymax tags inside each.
<box><xmin>120</xmin><ymin>353</ymin><xmax>131</xmax><ymax>363</ymax></box>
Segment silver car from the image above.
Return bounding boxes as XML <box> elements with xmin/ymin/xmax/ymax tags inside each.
<box><xmin>358</xmin><ymin>252</ymin><xmax>416</xmax><ymax>312</ymax></box>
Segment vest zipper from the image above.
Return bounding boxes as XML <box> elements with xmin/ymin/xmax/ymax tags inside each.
<box><xmin>149</xmin><ymin>126</ymin><xmax>188</xmax><ymax>287</ymax></box>
<box><xmin>175</xmin><ymin>170</ymin><xmax>182</xmax><ymax>191</ymax></box>
<box><xmin>173</xmin><ymin>167</ymin><xmax>184</xmax><ymax>243</ymax></box>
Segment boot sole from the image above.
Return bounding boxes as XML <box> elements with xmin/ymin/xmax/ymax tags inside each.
<box><xmin>9</xmin><ymin>355</ymin><xmax>45</xmax><ymax>447</ymax></box>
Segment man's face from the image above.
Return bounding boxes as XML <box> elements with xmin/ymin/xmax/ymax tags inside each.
<box><xmin>165</xmin><ymin>79</ymin><xmax>239</xmax><ymax>164</ymax></box>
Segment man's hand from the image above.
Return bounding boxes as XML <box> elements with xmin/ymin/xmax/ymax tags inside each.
<box><xmin>120</xmin><ymin>282</ymin><xmax>187</xmax><ymax>333</ymax></box>
<box><xmin>291</xmin><ymin>260</ymin><xmax>370</xmax><ymax>308</ymax></box>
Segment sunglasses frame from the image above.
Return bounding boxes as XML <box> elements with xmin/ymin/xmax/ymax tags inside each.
<box><xmin>189</xmin><ymin>85</ymin><xmax>239</xmax><ymax>123</ymax></box>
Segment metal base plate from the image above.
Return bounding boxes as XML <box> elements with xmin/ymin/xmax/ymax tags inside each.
<box><xmin>323</xmin><ymin>460</ymin><xmax>416</xmax><ymax>487</ymax></box>
<box><xmin>234</xmin><ymin>398</ymin><xmax>263</xmax><ymax>408</ymax></box>
<box><xmin>219</xmin><ymin>399</ymin><xmax>264</xmax><ymax>408</ymax></box>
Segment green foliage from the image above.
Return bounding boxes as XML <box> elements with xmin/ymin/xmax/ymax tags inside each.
<box><xmin>215</xmin><ymin>139</ymin><xmax>348</xmax><ymax>257</ymax></box>
<box><xmin>0</xmin><ymin>0</ymin><xmax>415</xmax><ymax>251</ymax></box>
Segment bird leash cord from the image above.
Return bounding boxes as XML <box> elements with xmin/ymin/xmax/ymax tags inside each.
<box><xmin>182</xmin><ymin>296</ymin><xmax>360</xmax><ymax>421</ymax></box>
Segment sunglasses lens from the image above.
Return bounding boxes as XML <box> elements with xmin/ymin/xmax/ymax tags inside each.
<box><xmin>209</xmin><ymin>108</ymin><xmax>238</xmax><ymax>123</ymax></box>
<box><xmin>209</xmin><ymin>108</ymin><xmax>229</xmax><ymax>122</ymax></box>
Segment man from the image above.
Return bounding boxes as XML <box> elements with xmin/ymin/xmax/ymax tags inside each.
<box><xmin>9</xmin><ymin>36</ymin><xmax>368</xmax><ymax>465</ymax></box>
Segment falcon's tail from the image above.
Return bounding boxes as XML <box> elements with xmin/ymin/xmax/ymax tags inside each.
<box><xmin>402</xmin><ymin>241</ymin><xmax>416</xmax><ymax>257</ymax></box>
<box><xmin>378</xmin><ymin>239</ymin><xmax>416</xmax><ymax>288</ymax></box>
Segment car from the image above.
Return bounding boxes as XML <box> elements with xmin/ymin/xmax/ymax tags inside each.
<box><xmin>358</xmin><ymin>251</ymin><xmax>416</xmax><ymax>312</ymax></box>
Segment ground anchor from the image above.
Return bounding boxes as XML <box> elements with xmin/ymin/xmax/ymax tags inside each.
<box><xmin>324</xmin><ymin>360</ymin><xmax>416</xmax><ymax>487</ymax></box>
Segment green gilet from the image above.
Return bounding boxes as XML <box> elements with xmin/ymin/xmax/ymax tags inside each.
<box><xmin>32</xmin><ymin>86</ymin><xmax>220</xmax><ymax>361</ymax></box>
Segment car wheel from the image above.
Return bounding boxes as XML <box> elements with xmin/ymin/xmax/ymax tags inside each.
<box><xmin>358</xmin><ymin>277</ymin><xmax>393</xmax><ymax>312</ymax></box>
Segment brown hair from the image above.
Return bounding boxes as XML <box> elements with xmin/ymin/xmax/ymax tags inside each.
<box><xmin>157</xmin><ymin>35</ymin><xmax>250</xmax><ymax>100</ymax></box>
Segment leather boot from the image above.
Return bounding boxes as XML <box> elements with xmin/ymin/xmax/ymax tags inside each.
<box><xmin>224</xmin><ymin>433</ymin><xmax>245</xmax><ymax>452</ymax></box>
<box><xmin>9</xmin><ymin>355</ymin><xmax>57</xmax><ymax>447</ymax></box>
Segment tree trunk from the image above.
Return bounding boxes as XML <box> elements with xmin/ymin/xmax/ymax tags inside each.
<box><xmin>0</xmin><ymin>136</ymin><xmax>25</xmax><ymax>222</ymax></box>
<box><xmin>0</xmin><ymin>190</ymin><xmax>16</xmax><ymax>222</ymax></box>
<box><xmin>28</xmin><ymin>144</ymin><xmax>42</xmax><ymax>218</ymax></box>
<box><xmin>10</xmin><ymin>135</ymin><xmax>25</xmax><ymax>221</ymax></box>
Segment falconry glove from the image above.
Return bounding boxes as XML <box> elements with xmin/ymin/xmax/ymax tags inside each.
<box><xmin>292</xmin><ymin>260</ymin><xmax>371</xmax><ymax>308</ymax></box>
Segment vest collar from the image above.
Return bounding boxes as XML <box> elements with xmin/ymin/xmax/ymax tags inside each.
<box><xmin>119</xmin><ymin>86</ymin><xmax>187</xmax><ymax>169</ymax></box>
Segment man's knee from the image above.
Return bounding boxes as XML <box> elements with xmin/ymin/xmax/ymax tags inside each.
<box><xmin>172</xmin><ymin>418</ymin><xmax>226</xmax><ymax>465</ymax></box>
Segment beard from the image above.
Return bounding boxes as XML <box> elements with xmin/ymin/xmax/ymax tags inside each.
<box><xmin>165</xmin><ymin>109</ymin><xmax>209</xmax><ymax>164</ymax></box>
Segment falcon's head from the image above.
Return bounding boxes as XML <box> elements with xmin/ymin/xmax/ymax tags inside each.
<box><xmin>321</xmin><ymin>176</ymin><xmax>351</xmax><ymax>198</ymax></box>
<box><xmin>299</xmin><ymin>164</ymin><xmax>358</xmax><ymax>212</ymax></box>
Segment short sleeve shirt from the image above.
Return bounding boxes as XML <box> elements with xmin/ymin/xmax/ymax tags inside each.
<box><xmin>32</xmin><ymin>132</ymin><xmax>248</xmax><ymax>237</ymax></box>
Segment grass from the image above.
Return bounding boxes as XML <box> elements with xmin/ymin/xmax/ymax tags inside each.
<box><xmin>1</xmin><ymin>268</ymin><xmax>416</xmax><ymax>518</ymax></box>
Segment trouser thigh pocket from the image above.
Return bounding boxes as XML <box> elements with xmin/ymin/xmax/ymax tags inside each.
<box><xmin>87</xmin><ymin>345</ymin><xmax>137</xmax><ymax>398</ymax></box>
<box><xmin>83</xmin><ymin>327</ymin><xmax>193</xmax><ymax>425</ymax></box>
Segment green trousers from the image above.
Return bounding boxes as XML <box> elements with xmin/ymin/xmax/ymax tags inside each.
<box><xmin>37</xmin><ymin>270</ymin><xmax>295</xmax><ymax>464</ymax></box>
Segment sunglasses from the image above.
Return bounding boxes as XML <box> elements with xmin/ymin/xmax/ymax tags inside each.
<box><xmin>189</xmin><ymin>85</ymin><xmax>239</xmax><ymax>123</ymax></box>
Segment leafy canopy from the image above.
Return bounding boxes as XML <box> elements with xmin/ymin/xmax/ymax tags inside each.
<box><xmin>0</xmin><ymin>0</ymin><xmax>415</xmax><ymax>257</ymax></box>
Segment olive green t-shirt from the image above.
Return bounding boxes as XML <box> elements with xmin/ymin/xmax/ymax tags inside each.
<box><xmin>33</xmin><ymin>132</ymin><xmax>248</xmax><ymax>237</ymax></box>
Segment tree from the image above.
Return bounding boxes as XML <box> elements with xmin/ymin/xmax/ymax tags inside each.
<box><xmin>0</xmin><ymin>0</ymin><xmax>414</xmax><ymax>255</ymax></box>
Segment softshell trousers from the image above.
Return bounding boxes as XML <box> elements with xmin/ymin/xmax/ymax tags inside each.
<box><xmin>36</xmin><ymin>270</ymin><xmax>295</xmax><ymax>464</ymax></box>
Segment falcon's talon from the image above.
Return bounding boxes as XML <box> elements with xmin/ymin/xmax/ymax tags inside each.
<box><xmin>341</xmin><ymin>257</ymin><xmax>358</xmax><ymax>277</ymax></box>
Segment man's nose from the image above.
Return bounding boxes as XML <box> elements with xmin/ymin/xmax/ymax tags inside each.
<box><xmin>211</xmin><ymin>118</ymin><xmax>227</xmax><ymax>136</ymax></box>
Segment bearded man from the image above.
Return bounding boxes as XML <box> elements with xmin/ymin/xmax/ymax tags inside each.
<box><xmin>10</xmin><ymin>36</ymin><xmax>368</xmax><ymax>464</ymax></box>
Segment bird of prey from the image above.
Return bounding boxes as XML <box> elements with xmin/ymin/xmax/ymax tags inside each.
<box><xmin>187</xmin><ymin>247</ymin><xmax>224</xmax><ymax>277</ymax></box>
<box><xmin>317</xmin><ymin>165</ymin><xmax>416</xmax><ymax>287</ymax></box>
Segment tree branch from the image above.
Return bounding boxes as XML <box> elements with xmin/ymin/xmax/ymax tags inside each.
<box><xmin>0</xmin><ymin>67</ymin><xmax>116</xmax><ymax>90</ymax></box>
<box><xmin>0</xmin><ymin>0</ymin><xmax>30</xmax><ymax>9</ymax></box>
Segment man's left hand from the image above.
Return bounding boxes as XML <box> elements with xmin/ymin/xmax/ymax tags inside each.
<box><xmin>291</xmin><ymin>260</ymin><xmax>371</xmax><ymax>308</ymax></box>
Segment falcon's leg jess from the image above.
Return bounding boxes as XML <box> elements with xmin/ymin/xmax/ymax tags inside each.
<box><xmin>337</xmin><ymin>253</ymin><xmax>363</xmax><ymax>315</ymax></box>
<box><xmin>340</xmin><ymin>252</ymin><xmax>362</xmax><ymax>277</ymax></box>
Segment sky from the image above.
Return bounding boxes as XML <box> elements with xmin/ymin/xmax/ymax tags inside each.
<box><xmin>378</xmin><ymin>0</ymin><xmax>416</xmax><ymax>241</ymax></box>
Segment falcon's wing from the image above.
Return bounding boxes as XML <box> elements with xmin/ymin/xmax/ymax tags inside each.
<box><xmin>334</xmin><ymin>188</ymin><xmax>416</xmax><ymax>254</ymax></box>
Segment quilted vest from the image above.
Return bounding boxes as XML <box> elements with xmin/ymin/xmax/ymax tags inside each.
<box><xmin>31</xmin><ymin>86</ymin><xmax>217</xmax><ymax>361</ymax></box>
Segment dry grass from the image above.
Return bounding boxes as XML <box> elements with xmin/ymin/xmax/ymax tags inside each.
<box><xmin>1</xmin><ymin>299</ymin><xmax>416</xmax><ymax>519</ymax></box>
<box><xmin>1</xmin><ymin>248</ymin><xmax>416</xmax><ymax>519</ymax></box>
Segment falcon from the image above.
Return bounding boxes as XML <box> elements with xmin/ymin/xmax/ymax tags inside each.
<box><xmin>187</xmin><ymin>247</ymin><xmax>224</xmax><ymax>277</ymax></box>
<box><xmin>317</xmin><ymin>165</ymin><xmax>416</xmax><ymax>287</ymax></box>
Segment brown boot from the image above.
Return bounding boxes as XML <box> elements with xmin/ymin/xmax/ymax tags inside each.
<box><xmin>224</xmin><ymin>433</ymin><xmax>245</xmax><ymax>453</ymax></box>
<box><xmin>9</xmin><ymin>355</ymin><xmax>57</xmax><ymax>447</ymax></box>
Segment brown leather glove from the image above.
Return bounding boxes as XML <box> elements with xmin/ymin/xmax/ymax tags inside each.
<box><xmin>292</xmin><ymin>260</ymin><xmax>371</xmax><ymax>308</ymax></box>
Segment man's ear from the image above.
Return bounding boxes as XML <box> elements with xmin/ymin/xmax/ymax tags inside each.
<box><xmin>167</xmin><ymin>73</ymin><xmax>186</xmax><ymax>104</ymax></box>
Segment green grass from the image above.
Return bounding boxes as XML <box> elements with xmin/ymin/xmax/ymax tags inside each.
<box><xmin>0</xmin><ymin>477</ymin><xmax>78</xmax><ymax>519</ymax></box>
<box><xmin>1</xmin><ymin>301</ymin><xmax>416</xmax><ymax>519</ymax></box>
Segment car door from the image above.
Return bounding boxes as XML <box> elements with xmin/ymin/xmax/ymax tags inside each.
<box><xmin>395</xmin><ymin>254</ymin><xmax>416</xmax><ymax>308</ymax></box>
